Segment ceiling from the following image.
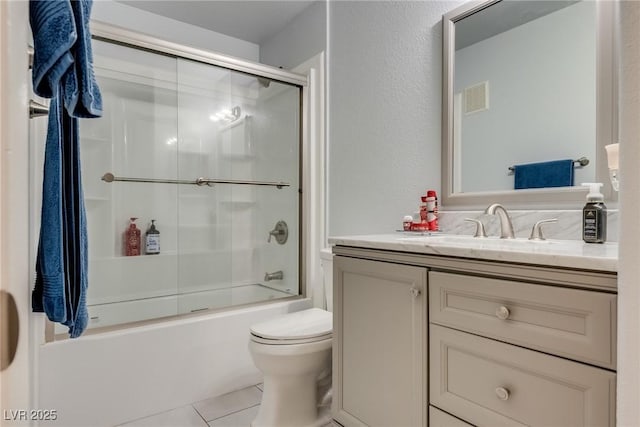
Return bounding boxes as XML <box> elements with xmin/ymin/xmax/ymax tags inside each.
<box><xmin>117</xmin><ymin>1</ymin><xmax>315</xmax><ymax>45</ymax></box>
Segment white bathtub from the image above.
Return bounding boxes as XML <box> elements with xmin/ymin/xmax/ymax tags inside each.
<box><xmin>38</xmin><ymin>297</ymin><xmax>311</xmax><ymax>427</ymax></box>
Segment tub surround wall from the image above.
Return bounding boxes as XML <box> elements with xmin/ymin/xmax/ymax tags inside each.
<box><xmin>439</xmin><ymin>210</ymin><xmax>619</xmax><ymax>242</ymax></box>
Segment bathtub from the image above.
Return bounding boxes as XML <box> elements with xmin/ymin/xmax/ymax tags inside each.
<box><xmin>37</xmin><ymin>297</ymin><xmax>311</xmax><ymax>427</ymax></box>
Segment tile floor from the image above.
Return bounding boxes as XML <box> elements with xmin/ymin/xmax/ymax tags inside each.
<box><xmin>118</xmin><ymin>384</ymin><xmax>336</xmax><ymax>427</ymax></box>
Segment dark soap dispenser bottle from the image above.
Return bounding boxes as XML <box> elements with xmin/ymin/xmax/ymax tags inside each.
<box><xmin>582</xmin><ymin>183</ymin><xmax>607</xmax><ymax>243</ymax></box>
<box><xmin>145</xmin><ymin>220</ymin><xmax>160</xmax><ymax>255</ymax></box>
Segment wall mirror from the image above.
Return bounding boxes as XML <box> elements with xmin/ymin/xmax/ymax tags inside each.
<box><xmin>441</xmin><ymin>0</ymin><xmax>617</xmax><ymax>209</ymax></box>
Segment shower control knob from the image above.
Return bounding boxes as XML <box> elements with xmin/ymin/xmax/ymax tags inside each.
<box><xmin>268</xmin><ymin>221</ymin><xmax>288</xmax><ymax>244</ymax></box>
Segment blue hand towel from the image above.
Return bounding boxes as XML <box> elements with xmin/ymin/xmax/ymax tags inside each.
<box><xmin>513</xmin><ymin>159</ymin><xmax>574</xmax><ymax>190</ymax></box>
<box><xmin>30</xmin><ymin>0</ymin><xmax>101</xmax><ymax>338</ymax></box>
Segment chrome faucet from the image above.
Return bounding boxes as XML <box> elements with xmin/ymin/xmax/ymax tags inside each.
<box><xmin>264</xmin><ymin>270</ymin><xmax>283</xmax><ymax>282</ymax></box>
<box><xmin>484</xmin><ymin>203</ymin><xmax>515</xmax><ymax>239</ymax></box>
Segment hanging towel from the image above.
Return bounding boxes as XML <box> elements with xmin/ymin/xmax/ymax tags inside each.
<box><xmin>30</xmin><ymin>0</ymin><xmax>102</xmax><ymax>338</ymax></box>
<box><xmin>513</xmin><ymin>159</ymin><xmax>574</xmax><ymax>190</ymax></box>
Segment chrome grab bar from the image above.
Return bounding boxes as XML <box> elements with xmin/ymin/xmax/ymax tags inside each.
<box><xmin>101</xmin><ymin>172</ymin><xmax>289</xmax><ymax>189</ymax></box>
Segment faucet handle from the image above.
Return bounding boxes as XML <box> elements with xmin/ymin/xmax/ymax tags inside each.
<box><xmin>528</xmin><ymin>218</ymin><xmax>558</xmax><ymax>241</ymax></box>
<box><xmin>267</xmin><ymin>220</ymin><xmax>288</xmax><ymax>244</ymax></box>
<box><xmin>464</xmin><ymin>218</ymin><xmax>488</xmax><ymax>238</ymax></box>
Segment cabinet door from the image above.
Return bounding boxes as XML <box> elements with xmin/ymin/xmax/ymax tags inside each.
<box><xmin>333</xmin><ymin>256</ymin><xmax>427</xmax><ymax>427</ymax></box>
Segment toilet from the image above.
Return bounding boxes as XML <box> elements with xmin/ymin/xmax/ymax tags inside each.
<box><xmin>248</xmin><ymin>249</ymin><xmax>334</xmax><ymax>427</ymax></box>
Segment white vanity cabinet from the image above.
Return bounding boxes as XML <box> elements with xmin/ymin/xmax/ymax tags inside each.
<box><xmin>332</xmin><ymin>255</ymin><xmax>427</xmax><ymax>427</ymax></box>
<box><xmin>331</xmin><ymin>244</ymin><xmax>617</xmax><ymax>427</ymax></box>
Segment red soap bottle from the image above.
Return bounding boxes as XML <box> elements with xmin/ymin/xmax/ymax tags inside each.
<box><xmin>124</xmin><ymin>217</ymin><xmax>141</xmax><ymax>256</ymax></box>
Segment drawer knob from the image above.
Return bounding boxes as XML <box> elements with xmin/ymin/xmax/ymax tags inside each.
<box><xmin>495</xmin><ymin>306</ymin><xmax>510</xmax><ymax>320</ymax></box>
<box><xmin>410</xmin><ymin>287</ymin><xmax>421</xmax><ymax>298</ymax></box>
<box><xmin>495</xmin><ymin>387</ymin><xmax>510</xmax><ymax>401</ymax></box>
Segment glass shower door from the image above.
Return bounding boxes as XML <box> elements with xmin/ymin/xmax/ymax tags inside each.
<box><xmin>78</xmin><ymin>40</ymin><xmax>180</xmax><ymax>330</ymax></box>
<box><xmin>61</xmin><ymin>38</ymin><xmax>303</xmax><ymax>334</ymax></box>
<box><xmin>176</xmin><ymin>59</ymin><xmax>301</xmax><ymax>314</ymax></box>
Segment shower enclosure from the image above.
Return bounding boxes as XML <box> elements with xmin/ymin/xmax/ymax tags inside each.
<box><xmin>46</xmin><ymin>25</ymin><xmax>305</xmax><ymax>334</ymax></box>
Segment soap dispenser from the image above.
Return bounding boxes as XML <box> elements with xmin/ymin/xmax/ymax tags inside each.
<box><xmin>581</xmin><ymin>183</ymin><xmax>606</xmax><ymax>243</ymax></box>
<box><xmin>145</xmin><ymin>220</ymin><xmax>160</xmax><ymax>255</ymax></box>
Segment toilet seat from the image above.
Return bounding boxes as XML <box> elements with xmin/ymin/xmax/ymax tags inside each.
<box><xmin>250</xmin><ymin>308</ymin><xmax>332</xmax><ymax>345</ymax></box>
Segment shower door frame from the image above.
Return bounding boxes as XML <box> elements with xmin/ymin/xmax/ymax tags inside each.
<box><xmin>91</xmin><ymin>21</ymin><xmax>308</xmax><ymax>86</ymax></box>
<box><xmin>44</xmin><ymin>21</ymin><xmax>310</xmax><ymax>339</ymax></box>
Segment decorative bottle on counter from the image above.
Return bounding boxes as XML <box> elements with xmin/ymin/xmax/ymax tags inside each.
<box><xmin>145</xmin><ymin>220</ymin><xmax>160</xmax><ymax>255</ymax></box>
<box><xmin>426</xmin><ymin>190</ymin><xmax>439</xmax><ymax>231</ymax></box>
<box><xmin>124</xmin><ymin>217</ymin><xmax>141</xmax><ymax>256</ymax></box>
<box><xmin>582</xmin><ymin>183</ymin><xmax>606</xmax><ymax>243</ymax></box>
<box><xmin>420</xmin><ymin>195</ymin><xmax>428</xmax><ymax>223</ymax></box>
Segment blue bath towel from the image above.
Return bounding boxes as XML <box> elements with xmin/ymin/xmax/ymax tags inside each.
<box><xmin>513</xmin><ymin>159</ymin><xmax>575</xmax><ymax>190</ymax></box>
<box><xmin>31</xmin><ymin>0</ymin><xmax>101</xmax><ymax>338</ymax></box>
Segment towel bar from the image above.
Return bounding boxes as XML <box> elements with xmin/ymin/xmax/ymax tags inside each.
<box><xmin>101</xmin><ymin>172</ymin><xmax>290</xmax><ymax>189</ymax></box>
<box><xmin>507</xmin><ymin>157</ymin><xmax>589</xmax><ymax>174</ymax></box>
<box><xmin>29</xmin><ymin>100</ymin><xmax>49</xmax><ymax>119</ymax></box>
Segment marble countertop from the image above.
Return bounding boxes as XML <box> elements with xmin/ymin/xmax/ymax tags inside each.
<box><xmin>329</xmin><ymin>233</ymin><xmax>618</xmax><ymax>272</ymax></box>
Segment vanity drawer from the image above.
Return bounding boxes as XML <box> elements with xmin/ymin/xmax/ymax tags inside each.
<box><xmin>429</xmin><ymin>271</ymin><xmax>616</xmax><ymax>369</ymax></box>
<box><xmin>430</xmin><ymin>325</ymin><xmax>616</xmax><ymax>427</ymax></box>
<box><xmin>429</xmin><ymin>406</ymin><xmax>473</xmax><ymax>427</ymax></box>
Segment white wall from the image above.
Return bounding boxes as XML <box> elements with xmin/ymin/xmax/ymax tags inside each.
<box><xmin>616</xmin><ymin>1</ymin><xmax>640</xmax><ymax>425</ymax></box>
<box><xmin>455</xmin><ymin>1</ymin><xmax>596</xmax><ymax>192</ymax></box>
<box><xmin>260</xmin><ymin>1</ymin><xmax>326</xmax><ymax>70</ymax></box>
<box><xmin>328</xmin><ymin>1</ymin><xmax>461</xmax><ymax>236</ymax></box>
<box><xmin>92</xmin><ymin>0</ymin><xmax>259</xmax><ymax>61</ymax></box>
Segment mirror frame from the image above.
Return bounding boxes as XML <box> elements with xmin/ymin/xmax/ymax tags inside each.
<box><xmin>441</xmin><ymin>0</ymin><xmax>617</xmax><ymax>209</ymax></box>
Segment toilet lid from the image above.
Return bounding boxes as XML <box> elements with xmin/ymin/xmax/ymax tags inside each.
<box><xmin>250</xmin><ymin>308</ymin><xmax>332</xmax><ymax>341</ymax></box>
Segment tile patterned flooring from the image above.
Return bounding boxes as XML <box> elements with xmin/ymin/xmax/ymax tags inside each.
<box><xmin>118</xmin><ymin>384</ymin><xmax>336</xmax><ymax>427</ymax></box>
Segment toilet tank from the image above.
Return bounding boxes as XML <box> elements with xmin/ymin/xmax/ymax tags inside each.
<box><xmin>320</xmin><ymin>248</ymin><xmax>334</xmax><ymax>312</ymax></box>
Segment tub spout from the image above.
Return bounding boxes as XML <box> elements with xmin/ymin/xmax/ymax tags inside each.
<box><xmin>264</xmin><ymin>271</ymin><xmax>283</xmax><ymax>282</ymax></box>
